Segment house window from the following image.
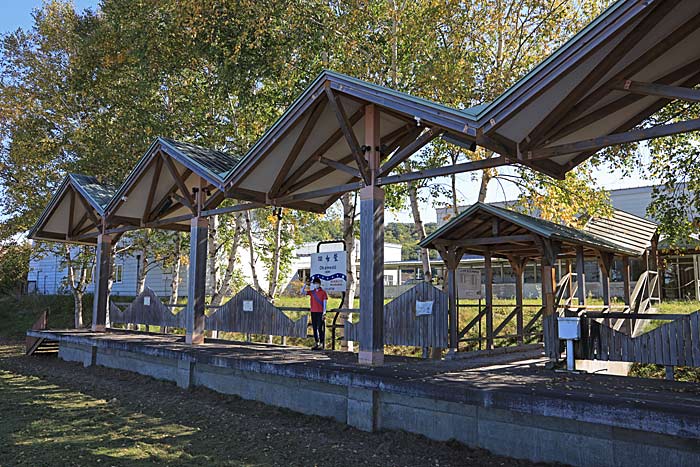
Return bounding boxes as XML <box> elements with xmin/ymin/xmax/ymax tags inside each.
<box><xmin>114</xmin><ymin>264</ymin><xmax>123</xmax><ymax>284</ymax></box>
<box><xmin>384</xmin><ymin>275</ymin><xmax>394</xmax><ymax>286</ymax></box>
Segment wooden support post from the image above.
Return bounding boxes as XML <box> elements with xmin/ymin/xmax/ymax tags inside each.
<box><xmin>509</xmin><ymin>257</ymin><xmax>525</xmax><ymax>345</ymax></box>
<box><xmin>542</xmin><ymin>262</ymin><xmax>557</xmax><ymax>360</ymax></box>
<box><xmin>447</xmin><ymin>266</ymin><xmax>458</xmax><ymax>352</ymax></box>
<box><xmin>623</xmin><ymin>256</ymin><xmax>631</xmax><ymax>307</ymax></box>
<box><xmin>91</xmin><ymin>232</ymin><xmax>113</xmax><ymax>332</ymax></box>
<box><xmin>186</xmin><ymin>184</ymin><xmax>208</xmax><ymax>345</ymax></box>
<box><xmin>484</xmin><ymin>250</ymin><xmax>493</xmax><ymax>350</ymax></box>
<box><xmin>358</xmin><ymin>104</ymin><xmax>384</xmax><ymax>366</ymax></box>
<box><xmin>439</xmin><ymin>245</ymin><xmax>462</xmax><ymax>356</ymax></box>
<box><xmin>576</xmin><ymin>246</ymin><xmax>586</xmax><ymax>307</ymax></box>
<box><xmin>598</xmin><ymin>252</ymin><xmax>613</xmax><ymax>308</ymax></box>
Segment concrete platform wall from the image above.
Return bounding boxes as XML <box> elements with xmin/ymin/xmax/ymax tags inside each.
<box><xmin>57</xmin><ymin>342</ymin><xmax>699</xmax><ymax>467</ymax></box>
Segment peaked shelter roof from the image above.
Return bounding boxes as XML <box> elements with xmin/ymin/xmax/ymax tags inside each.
<box><xmin>104</xmin><ymin>137</ymin><xmax>243</xmax><ymax>231</ymax></box>
<box><xmin>420</xmin><ymin>202</ymin><xmax>645</xmax><ymax>259</ymax></box>
<box><xmin>222</xmin><ymin>70</ymin><xmax>487</xmax><ymax>212</ymax></box>
<box><xmin>29</xmin><ymin>174</ymin><xmax>116</xmax><ymax>245</ymax></box>
<box><xmin>469</xmin><ymin>0</ymin><xmax>700</xmax><ymax>178</ymax></box>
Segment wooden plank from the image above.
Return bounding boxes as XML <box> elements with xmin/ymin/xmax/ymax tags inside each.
<box><xmin>680</xmin><ymin>317</ymin><xmax>691</xmax><ymax>367</ymax></box>
<box><xmin>600</xmin><ymin>324</ymin><xmax>608</xmax><ymax>361</ymax></box>
<box><xmin>691</xmin><ymin>312</ymin><xmax>700</xmax><ymax>367</ymax></box>
<box><xmin>653</xmin><ymin>327</ymin><xmax>663</xmax><ymax>366</ymax></box>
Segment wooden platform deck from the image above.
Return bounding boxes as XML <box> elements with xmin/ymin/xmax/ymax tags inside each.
<box><xmin>26</xmin><ymin>328</ymin><xmax>700</xmax><ymax>467</ymax></box>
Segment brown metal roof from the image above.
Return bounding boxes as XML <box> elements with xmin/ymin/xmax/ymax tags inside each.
<box><xmin>583</xmin><ymin>209</ymin><xmax>658</xmax><ymax>256</ymax></box>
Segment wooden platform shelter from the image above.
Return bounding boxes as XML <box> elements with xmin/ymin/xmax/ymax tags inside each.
<box><xmin>419</xmin><ymin>202</ymin><xmax>657</xmax><ymax>359</ymax></box>
<box><xmin>27</xmin><ymin>0</ymin><xmax>700</xmax><ymax>366</ymax></box>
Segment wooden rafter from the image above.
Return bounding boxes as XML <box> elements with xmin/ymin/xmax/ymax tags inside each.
<box><xmin>67</xmin><ymin>189</ymin><xmax>75</xmax><ymax>240</ymax></box>
<box><xmin>564</xmin><ymin>70</ymin><xmax>700</xmax><ymax>169</ymax></box>
<box><xmin>613</xmin><ymin>80</ymin><xmax>700</xmax><ymax>103</ymax></box>
<box><xmin>318</xmin><ymin>157</ymin><xmax>361</xmax><ymax>178</ymax></box>
<box><xmin>160</xmin><ymin>153</ymin><xmax>195</xmax><ymax>214</ymax></box>
<box><xmin>143</xmin><ymin>156</ymin><xmax>163</xmax><ymax>223</ymax></box>
<box><xmin>275</xmin><ymin>108</ymin><xmax>365</xmax><ymax>195</ymax></box>
<box><xmin>282</xmin><ymin>153</ymin><xmax>357</xmax><ymax>196</ymax></box>
<box><xmin>525</xmin><ymin>1</ymin><xmax>679</xmax><ymax>149</ymax></box>
<box><xmin>550</xmin><ymin>58</ymin><xmax>700</xmax><ymax>143</ymax></box>
<box><xmin>269</xmin><ymin>98</ymin><xmax>327</xmax><ymax>197</ymax></box>
<box><xmin>378</xmin><ymin>128</ymin><xmax>441</xmax><ymax>177</ymax></box>
<box><xmin>323</xmin><ymin>84</ymin><xmax>371</xmax><ymax>183</ymax></box>
<box><xmin>74</xmin><ymin>188</ymin><xmax>100</xmax><ymax>225</ymax></box>
<box><xmin>538</xmin><ymin>6</ymin><xmax>700</xmax><ymax>145</ymax></box>
<box><xmin>145</xmin><ymin>167</ymin><xmax>193</xmax><ymax>221</ymax></box>
<box><xmin>529</xmin><ymin>117</ymin><xmax>700</xmax><ymax>159</ymax></box>
<box><xmin>69</xmin><ymin>212</ymin><xmax>89</xmax><ymax>237</ymax></box>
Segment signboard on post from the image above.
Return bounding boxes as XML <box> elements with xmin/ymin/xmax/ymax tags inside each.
<box><xmin>460</xmin><ymin>270</ymin><xmax>482</xmax><ymax>299</ymax></box>
<box><xmin>311</xmin><ymin>250</ymin><xmax>347</xmax><ymax>292</ymax></box>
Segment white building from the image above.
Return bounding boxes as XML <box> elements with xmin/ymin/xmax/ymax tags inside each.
<box><xmin>27</xmin><ymin>239</ymin><xmax>403</xmax><ymax>299</ymax></box>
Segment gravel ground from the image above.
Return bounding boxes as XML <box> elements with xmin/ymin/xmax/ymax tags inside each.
<box><xmin>0</xmin><ymin>342</ymin><xmax>559</xmax><ymax>466</ymax></box>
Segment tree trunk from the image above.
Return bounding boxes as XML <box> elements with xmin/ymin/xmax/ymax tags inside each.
<box><xmin>169</xmin><ymin>233</ymin><xmax>182</xmax><ymax>305</ymax></box>
<box><xmin>245</xmin><ymin>210</ymin><xmax>261</xmax><ymax>292</ymax></box>
<box><xmin>136</xmin><ymin>252</ymin><xmax>148</xmax><ymax>294</ymax></box>
<box><xmin>211</xmin><ymin>213</ymin><xmax>244</xmax><ymax>306</ymax></box>
<box><xmin>408</xmin><ymin>182</ymin><xmax>431</xmax><ymax>282</ymax></box>
<box><xmin>64</xmin><ymin>245</ymin><xmax>85</xmax><ymax>328</ymax></box>
<box><xmin>341</xmin><ymin>192</ymin><xmax>357</xmax><ymax>307</ymax></box>
<box><xmin>208</xmin><ymin>215</ymin><xmax>220</xmax><ymax>299</ymax></box>
<box><xmin>478</xmin><ymin>169</ymin><xmax>491</xmax><ymax>203</ymax></box>
<box><xmin>268</xmin><ymin>209</ymin><xmax>284</xmax><ymax>298</ymax></box>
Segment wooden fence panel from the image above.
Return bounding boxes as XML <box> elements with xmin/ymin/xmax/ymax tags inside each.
<box><xmin>345</xmin><ymin>282</ymin><xmax>448</xmax><ymax>348</ymax></box>
<box><xmin>576</xmin><ymin>312</ymin><xmax>700</xmax><ymax>367</ymax></box>
<box><xmin>206</xmin><ymin>285</ymin><xmax>308</xmax><ymax>338</ymax></box>
<box><xmin>109</xmin><ymin>288</ymin><xmax>185</xmax><ymax>328</ymax></box>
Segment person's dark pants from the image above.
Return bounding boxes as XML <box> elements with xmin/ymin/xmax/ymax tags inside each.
<box><xmin>311</xmin><ymin>312</ymin><xmax>325</xmax><ymax>347</ymax></box>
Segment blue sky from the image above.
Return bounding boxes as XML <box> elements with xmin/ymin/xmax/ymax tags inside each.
<box><xmin>0</xmin><ymin>0</ymin><xmax>99</xmax><ymax>34</ymax></box>
<box><xmin>0</xmin><ymin>0</ymin><xmax>653</xmax><ymax>223</ymax></box>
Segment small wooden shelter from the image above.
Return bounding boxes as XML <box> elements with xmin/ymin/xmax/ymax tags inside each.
<box><xmin>420</xmin><ymin>202</ymin><xmax>658</xmax><ymax>359</ymax></box>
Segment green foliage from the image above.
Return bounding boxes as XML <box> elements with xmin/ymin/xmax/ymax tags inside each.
<box><xmin>0</xmin><ymin>294</ymin><xmax>90</xmax><ymax>341</ymax></box>
<box><xmin>0</xmin><ymin>244</ymin><xmax>31</xmax><ymax>297</ymax></box>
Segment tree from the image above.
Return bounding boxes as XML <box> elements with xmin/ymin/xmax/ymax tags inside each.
<box><xmin>59</xmin><ymin>244</ymin><xmax>94</xmax><ymax>328</ymax></box>
<box><xmin>0</xmin><ymin>243</ymin><xmax>31</xmax><ymax>298</ymax></box>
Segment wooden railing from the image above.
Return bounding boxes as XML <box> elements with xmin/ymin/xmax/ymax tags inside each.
<box><xmin>457</xmin><ymin>303</ymin><xmax>545</xmax><ymax>349</ymax></box>
<box><xmin>575</xmin><ymin>311</ymin><xmax>700</xmax><ymax>368</ymax></box>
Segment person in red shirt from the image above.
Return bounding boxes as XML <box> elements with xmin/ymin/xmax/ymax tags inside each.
<box><xmin>302</xmin><ymin>277</ymin><xmax>328</xmax><ymax>350</ymax></box>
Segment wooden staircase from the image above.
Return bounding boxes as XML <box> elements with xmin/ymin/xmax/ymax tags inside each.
<box><xmin>25</xmin><ymin>308</ymin><xmax>55</xmax><ymax>356</ymax></box>
<box><xmin>26</xmin><ymin>337</ymin><xmax>59</xmax><ymax>356</ymax></box>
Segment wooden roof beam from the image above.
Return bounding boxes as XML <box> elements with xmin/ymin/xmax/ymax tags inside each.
<box><xmin>324</xmin><ymin>84</ymin><xmax>371</xmax><ymax>184</ymax></box>
<box><xmin>269</xmin><ymin>98</ymin><xmax>327</xmax><ymax>197</ymax></box>
<box><xmin>529</xmin><ymin>116</ymin><xmax>700</xmax><ymax>159</ymax></box>
<box><xmin>274</xmin><ymin>107</ymin><xmax>365</xmax><ymax>196</ymax></box>
<box><xmin>160</xmin><ymin>153</ymin><xmax>196</xmax><ymax>215</ymax></box>
<box><xmin>378</xmin><ymin>127</ymin><xmax>442</xmax><ymax>177</ymax></box>
<box><xmin>613</xmin><ymin>79</ymin><xmax>700</xmax><ymax>103</ymax></box>
<box><xmin>539</xmin><ymin>7</ymin><xmax>700</xmax><ymax>145</ymax></box>
<box><xmin>525</xmin><ymin>1</ymin><xmax>680</xmax><ymax>149</ymax></box>
<box><xmin>143</xmin><ymin>156</ymin><xmax>163</xmax><ymax>223</ymax></box>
